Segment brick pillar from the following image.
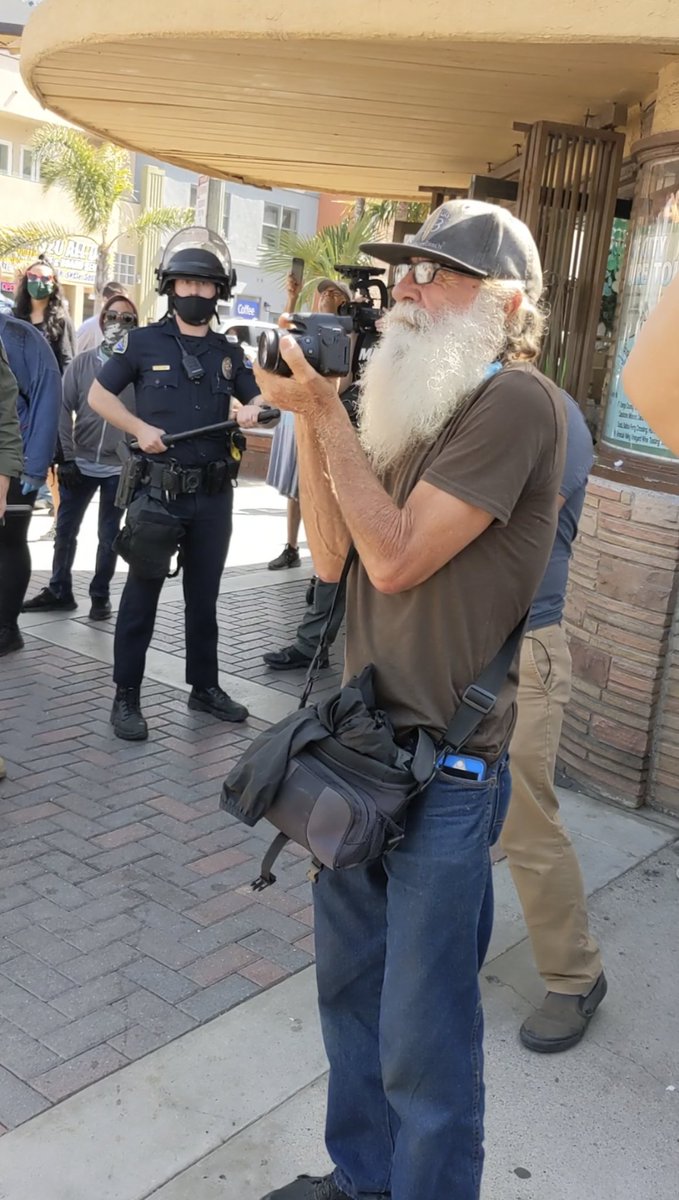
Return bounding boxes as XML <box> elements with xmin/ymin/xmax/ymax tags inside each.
<box><xmin>560</xmin><ymin>476</ymin><xmax>679</xmax><ymax>813</ymax></box>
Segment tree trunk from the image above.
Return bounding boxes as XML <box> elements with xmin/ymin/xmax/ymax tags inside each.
<box><xmin>94</xmin><ymin>243</ymin><xmax>110</xmax><ymax>302</ymax></box>
<box><xmin>353</xmin><ymin>197</ymin><xmax>366</xmax><ymax>221</ymax></box>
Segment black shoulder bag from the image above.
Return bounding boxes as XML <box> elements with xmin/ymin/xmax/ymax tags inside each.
<box><xmin>221</xmin><ymin>547</ymin><xmax>526</xmax><ymax>889</ymax></box>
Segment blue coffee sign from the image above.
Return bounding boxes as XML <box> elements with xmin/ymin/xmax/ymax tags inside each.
<box><xmin>235</xmin><ymin>297</ymin><xmax>261</xmax><ymax>320</ymax></box>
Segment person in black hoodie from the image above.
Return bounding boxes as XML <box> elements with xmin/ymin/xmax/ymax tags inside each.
<box><xmin>23</xmin><ymin>294</ymin><xmax>138</xmax><ymax>621</ymax></box>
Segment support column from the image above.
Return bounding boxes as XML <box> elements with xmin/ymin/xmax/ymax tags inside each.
<box><xmin>137</xmin><ymin>165</ymin><xmax>165</xmax><ymax>326</ymax></box>
<box><xmin>559</xmin><ymin>64</ymin><xmax>679</xmax><ymax>817</ymax></box>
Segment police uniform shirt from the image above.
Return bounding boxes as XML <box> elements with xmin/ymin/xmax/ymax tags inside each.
<box><xmin>97</xmin><ymin>316</ymin><xmax>260</xmax><ymax>465</ymax></box>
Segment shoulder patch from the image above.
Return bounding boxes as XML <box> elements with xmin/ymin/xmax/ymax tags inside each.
<box><xmin>113</xmin><ymin>332</ymin><xmax>129</xmax><ymax>355</ymax></box>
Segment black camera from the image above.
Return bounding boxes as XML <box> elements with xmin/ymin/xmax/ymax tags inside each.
<box><xmin>257</xmin><ymin>314</ymin><xmax>354</xmax><ymax>378</ymax></box>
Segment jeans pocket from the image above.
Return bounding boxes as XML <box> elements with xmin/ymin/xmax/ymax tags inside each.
<box><xmin>488</xmin><ymin>757</ymin><xmax>511</xmax><ymax>847</ymax></box>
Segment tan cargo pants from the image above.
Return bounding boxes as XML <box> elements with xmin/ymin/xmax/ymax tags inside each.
<box><xmin>501</xmin><ymin>623</ymin><xmax>603</xmax><ymax>994</ymax></box>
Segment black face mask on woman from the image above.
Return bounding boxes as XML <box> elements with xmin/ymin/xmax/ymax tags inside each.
<box><xmin>172</xmin><ymin>293</ymin><xmax>217</xmax><ymax>327</ymax></box>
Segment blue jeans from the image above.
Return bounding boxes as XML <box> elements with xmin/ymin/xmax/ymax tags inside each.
<box><xmin>313</xmin><ymin>755</ymin><xmax>511</xmax><ymax>1200</ymax></box>
<box><xmin>51</xmin><ymin>474</ymin><xmax>122</xmax><ymax>600</ymax></box>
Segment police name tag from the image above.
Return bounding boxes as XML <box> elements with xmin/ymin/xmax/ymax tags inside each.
<box><xmin>152</xmin><ymin>365</ymin><xmax>171</xmax><ymax>371</ymax></box>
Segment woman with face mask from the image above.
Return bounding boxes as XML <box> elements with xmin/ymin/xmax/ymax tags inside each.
<box><xmin>23</xmin><ymin>295</ymin><xmax>138</xmax><ymax>621</ymax></box>
<box><xmin>13</xmin><ymin>256</ymin><xmax>76</xmax><ymax>375</ymax></box>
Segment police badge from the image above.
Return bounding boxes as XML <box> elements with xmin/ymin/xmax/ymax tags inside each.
<box><xmin>222</xmin><ymin>357</ymin><xmax>233</xmax><ymax>380</ymax></box>
<box><xmin>113</xmin><ymin>333</ymin><xmax>129</xmax><ymax>354</ymax></box>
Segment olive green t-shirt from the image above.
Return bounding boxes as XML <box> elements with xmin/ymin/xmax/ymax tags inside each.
<box><xmin>344</xmin><ymin>362</ymin><xmax>567</xmax><ymax>760</ymax></box>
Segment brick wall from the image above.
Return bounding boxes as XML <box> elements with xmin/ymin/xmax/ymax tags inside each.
<box><xmin>560</xmin><ymin>476</ymin><xmax>679</xmax><ymax>814</ymax></box>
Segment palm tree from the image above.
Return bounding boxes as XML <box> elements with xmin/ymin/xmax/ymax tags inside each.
<box><xmin>364</xmin><ymin>198</ymin><xmax>429</xmax><ymax>226</ymax></box>
<box><xmin>0</xmin><ymin>125</ymin><xmax>192</xmax><ymax>298</ymax></box>
<box><xmin>259</xmin><ymin>214</ymin><xmax>381</xmax><ymax>307</ymax></box>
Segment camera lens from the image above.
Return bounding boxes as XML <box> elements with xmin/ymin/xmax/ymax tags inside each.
<box><xmin>257</xmin><ymin>329</ymin><xmax>280</xmax><ymax>372</ymax></box>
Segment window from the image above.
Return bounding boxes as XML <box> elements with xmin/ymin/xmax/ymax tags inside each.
<box><xmin>261</xmin><ymin>203</ymin><xmax>299</xmax><ymax>247</ymax></box>
<box><xmin>20</xmin><ymin>147</ymin><xmax>40</xmax><ymax>182</ymax></box>
<box><xmin>222</xmin><ymin>189</ymin><xmax>231</xmax><ymax>240</ymax></box>
<box><xmin>113</xmin><ymin>253</ymin><xmax>137</xmax><ymax>286</ymax></box>
<box><xmin>0</xmin><ymin>142</ymin><xmax>11</xmax><ymax>176</ymax></box>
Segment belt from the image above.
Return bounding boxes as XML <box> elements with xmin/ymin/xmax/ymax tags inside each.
<box><xmin>141</xmin><ymin>459</ymin><xmax>231</xmax><ymax>497</ymax></box>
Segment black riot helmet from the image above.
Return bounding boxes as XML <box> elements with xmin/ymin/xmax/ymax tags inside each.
<box><xmin>155</xmin><ymin>226</ymin><xmax>236</xmax><ymax>299</ymax></box>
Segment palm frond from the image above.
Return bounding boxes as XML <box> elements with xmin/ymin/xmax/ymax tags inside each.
<box><xmin>31</xmin><ymin>125</ymin><xmax>133</xmax><ymax>237</ymax></box>
<box><xmin>364</xmin><ymin>198</ymin><xmax>429</xmax><ymax>228</ymax></box>
<box><xmin>0</xmin><ymin>221</ymin><xmax>82</xmax><ymax>262</ymax></box>
<box><xmin>259</xmin><ymin>215</ymin><xmax>380</xmax><ymax>305</ymax></box>
<box><xmin>122</xmin><ymin>206</ymin><xmax>195</xmax><ymax>243</ymax></box>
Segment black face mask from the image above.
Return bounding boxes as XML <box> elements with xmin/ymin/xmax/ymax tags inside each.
<box><xmin>172</xmin><ymin>293</ymin><xmax>217</xmax><ymax>327</ymax></box>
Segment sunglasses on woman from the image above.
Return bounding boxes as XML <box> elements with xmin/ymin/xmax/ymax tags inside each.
<box><xmin>103</xmin><ymin>311</ymin><xmax>137</xmax><ymax>327</ymax></box>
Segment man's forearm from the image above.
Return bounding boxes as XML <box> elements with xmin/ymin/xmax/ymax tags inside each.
<box><xmin>308</xmin><ymin>399</ymin><xmax>408</xmax><ymax>585</ymax></box>
<box><xmin>296</xmin><ymin>413</ymin><xmax>350</xmax><ymax>581</ymax></box>
<box><xmin>88</xmin><ymin>380</ymin><xmax>144</xmax><ymax>437</ymax></box>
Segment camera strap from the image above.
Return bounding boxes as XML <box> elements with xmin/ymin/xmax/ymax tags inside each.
<box><xmin>299</xmin><ymin>546</ymin><xmax>356</xmax><ymax>709</ymax></box>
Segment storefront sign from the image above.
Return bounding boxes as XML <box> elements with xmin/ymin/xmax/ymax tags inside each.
<box><xmin>235</xmin><ymin>297</ymin><xmax>261</xmax><ymax>320</ymax></box>
<box><xmin>1</xmin><ymin>237</ymin><xmax>97</xmax><ymax>287</ymax></box>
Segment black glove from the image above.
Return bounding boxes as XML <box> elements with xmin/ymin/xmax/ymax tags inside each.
<box><xmin>57</xmin><ymin>460</ymin><xmax>86</xmax><ymax>490</ymax></box>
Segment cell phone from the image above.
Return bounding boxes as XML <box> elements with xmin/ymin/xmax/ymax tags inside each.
<box><xmin>291</xmin><ymin>257</ymin><xmax>305</xmax><ymax>288</ymax></box>
<box><xmin>436</xmin><ymin>753</ymin><xmax>487</xmax><ymax>781</ymax></box>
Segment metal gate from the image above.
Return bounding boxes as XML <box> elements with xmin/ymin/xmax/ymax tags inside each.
<box><xmin>515</xmin><ymin>121</ymin><xmax>624</xmax><ymax>404</ymax></box>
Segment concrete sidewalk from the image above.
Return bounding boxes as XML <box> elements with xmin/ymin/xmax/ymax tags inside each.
<box><xmin>0</xmin><ymin>797</ymin><xmax>676</xmax><ymax>1200</ymax></box>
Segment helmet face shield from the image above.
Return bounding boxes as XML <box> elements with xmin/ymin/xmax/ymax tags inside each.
<box><xmin>156</xmin><ymin>225</ymin><xmax>235</xmax><ymax>297</ymax></box>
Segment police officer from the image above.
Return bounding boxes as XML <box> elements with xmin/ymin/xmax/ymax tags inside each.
<box><xmin>89</xmin><ymin>227</ymin><xmax>264</xmax><ymax>741</ymax></box>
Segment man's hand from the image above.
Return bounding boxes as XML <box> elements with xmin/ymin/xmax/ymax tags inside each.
<box><xmin>253</xmin><ymin>337</ymin><xmax>340</xmax><ymax>416</ymax></box>
<box><xmin>235</xmin><ymin>402</ymin><xmax>265</xmax><ymax>429</ymax></box>
<box><xmin>134</xmin><ymin>422</ymin><xmax>167</xmax><ymax>454</ymax></box>
<box><xmin>0</xmin><ymin>475</ymin><xmax>9</xmax><ymax>520</ymax></box>
<box><xmin>285</xmin><ymin>273</ymin><xmax>303</xmax><ymax>312</ymax></box>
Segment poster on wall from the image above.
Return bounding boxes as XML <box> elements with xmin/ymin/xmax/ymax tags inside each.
<box><xmin>603</xmin><ymin>160</ymin><xmax>679</xmax><ymax>460</ymax></box>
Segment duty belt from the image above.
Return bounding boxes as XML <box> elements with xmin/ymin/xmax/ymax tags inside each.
<box><xmin>141</xmin><ymin>459</ymin><xmax>232</xmax><ymax>498</ymax></box>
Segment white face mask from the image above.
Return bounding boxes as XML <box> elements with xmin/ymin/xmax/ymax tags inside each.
<box><xmin>357</xmin><ymin>288</ymin><xmax>509</xmax><ymax>475</ymax></box>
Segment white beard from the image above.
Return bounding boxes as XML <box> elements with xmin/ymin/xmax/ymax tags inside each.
<box><xmin>357</xmin><ymin>289</ymin><xmax>509</xmax><ymax>475</ymax></box>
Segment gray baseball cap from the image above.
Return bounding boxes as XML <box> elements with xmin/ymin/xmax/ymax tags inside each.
<box><xmin>361</xmin><ymin>200</ymin><xmax>543</xmax><ymax>301</ymax></box>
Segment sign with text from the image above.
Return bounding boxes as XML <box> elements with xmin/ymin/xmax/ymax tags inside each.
<box><xmin>235</xmin><ymin>297</ymin><xmax>261</xmax><ymax>320</ymax></box>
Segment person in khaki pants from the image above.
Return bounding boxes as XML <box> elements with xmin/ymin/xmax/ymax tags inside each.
<box><xmin>502</xmin><ymin>393</ymin><xmax>607</xmax><ymax>1052</ymax></box>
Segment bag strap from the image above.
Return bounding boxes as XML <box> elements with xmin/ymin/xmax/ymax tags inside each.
<box><xmin>441</xmin><ymin>612</ymin><xmax>528</xmax><ymax>754</ymax></box>
<box><xmin>299</xmin><ymin>545</ymin><xmax>357</xmax><ymax>710</ymax></box>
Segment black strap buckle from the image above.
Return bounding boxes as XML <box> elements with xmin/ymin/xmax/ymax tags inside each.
<box><xmin>460</xmin><ymin>684</ymin><xmax>496</xmax><ymax>715</ymax></box>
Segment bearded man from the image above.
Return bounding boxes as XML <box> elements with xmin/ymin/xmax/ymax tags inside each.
<box><xmin>254</xmin><ymin>201</ymin><xmax>566</xmax><ymax>1200</ymax></box>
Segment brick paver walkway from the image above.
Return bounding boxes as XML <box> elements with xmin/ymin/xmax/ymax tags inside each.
<box><xmin>0</xmin><ymin>568</ymin><xmax>343</xmax><ymax>1131</ymax></box>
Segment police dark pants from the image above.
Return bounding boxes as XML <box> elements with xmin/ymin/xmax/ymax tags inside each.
<box><xmin>295</xmin><ymin>578</ymin><xmax>345</xmax><ymax>658</ymax></box>
<box><xmin>0</xmin><ymin>477</ymin><xmax>37</xmax><ymax>631</ymax></box>
<box><xmin>113</xmin><ymin>487</ymin><xmax>233</xmax><ymax>690</ymax></box>
<box><xmin>51</xmin><ymin>474</ymin><xmax>122</xmax><ymax>601</ymax></box>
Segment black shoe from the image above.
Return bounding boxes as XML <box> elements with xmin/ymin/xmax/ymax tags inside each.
<box><xmin>268</xmin><ymin>544</ymin><xmax>301</xmax><ymax>571</ymax></box>
<box><xmin>111</xmin><ymin>687</ymin><xmax>148</xmax><ymax>741</ymax></box>
<box><xmin>0</xmin><ymin>626</ymin><xmax>24</xmax><ymax>657</ymax></box>
<box><xmin>188</xmin><ymin>686</ymin><xmax>249</xmax><ymax>723</ymax></box>
<box><xmin>263</xmin><ymin>644</ymin><xmax>329</xmax><ymax>671</ymax></box>
<box><xmin>22</xmin><ymin>587</ymin><xmax>77</xmax><ymax>612</ymax></box>
<box><xmin>520</xmin><ymin>972</ymin><xmax>608</xmax><ymax>1053</ymax></box>
<box><xmin>89</xmin><ymin>597</ymin><xmax>112</xmax><ymax>621</ymax></box>
<box><xmin>262</xmin><ymin>1175</ymin><xmax>349</xmax><ymax>1200</ymax></box>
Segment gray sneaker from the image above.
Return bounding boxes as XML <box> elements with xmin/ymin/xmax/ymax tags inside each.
<box><xmin>520</xmin><ymin>972</ymin><xmax>608</xmax><ymax>1053</ymax></box>
<box><xmin>262</xmin><ymin>1176</ymin><xmax>349</xmax><ymax>1200</ymax></box>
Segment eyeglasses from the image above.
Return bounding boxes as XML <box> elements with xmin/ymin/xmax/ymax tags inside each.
<box><xmin>26</xmin><ymin>272</ymin><xmax>54</xmax><ymax>283</ymax></box>
<box><xmin>103</xmin><ymin>311</ymin><xmax>137</xmax><ymax>327</ymax></box>
<box><xmin>393</xmin><ymin>261</ymin><xmax>469</xmax><ymax>286</ymax></box>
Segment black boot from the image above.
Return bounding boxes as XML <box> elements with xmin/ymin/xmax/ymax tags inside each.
<box><xmin>188</xmin><ymin>686</ymin><xmax>248</xmax><ymax>723</ymax></box>
<box><xmin>262</xmin><ymin>1176</ymin><xmax>350</xmax><ymax>1200</ymax></box>
<box><xmin>22</xmin><ymin>586</ymin><xmax>77</xmax><ymax>612</ymax></box>
<box><xmin>0</xmin><ymin>626</ymin><xmax>24</xmax><ymax>657</ymax></box>
<box><xmin>268</xmin><ymin>543</ymin><xmax>301</xmax><ymax>571</ymax></box>
<box><xmin>111</xmin><ymin>686</ymin><xmax>148</xmax><ymax>741</ymax></box>
<box><xmin>263</xmin><ymin>644</ymin><xmax>329</xmax><ymax>671</ymax></box>
<box><xmin>89</xmin><ymin>597</ymin><xmax>112</xmax><ymax>621</ymax></box>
